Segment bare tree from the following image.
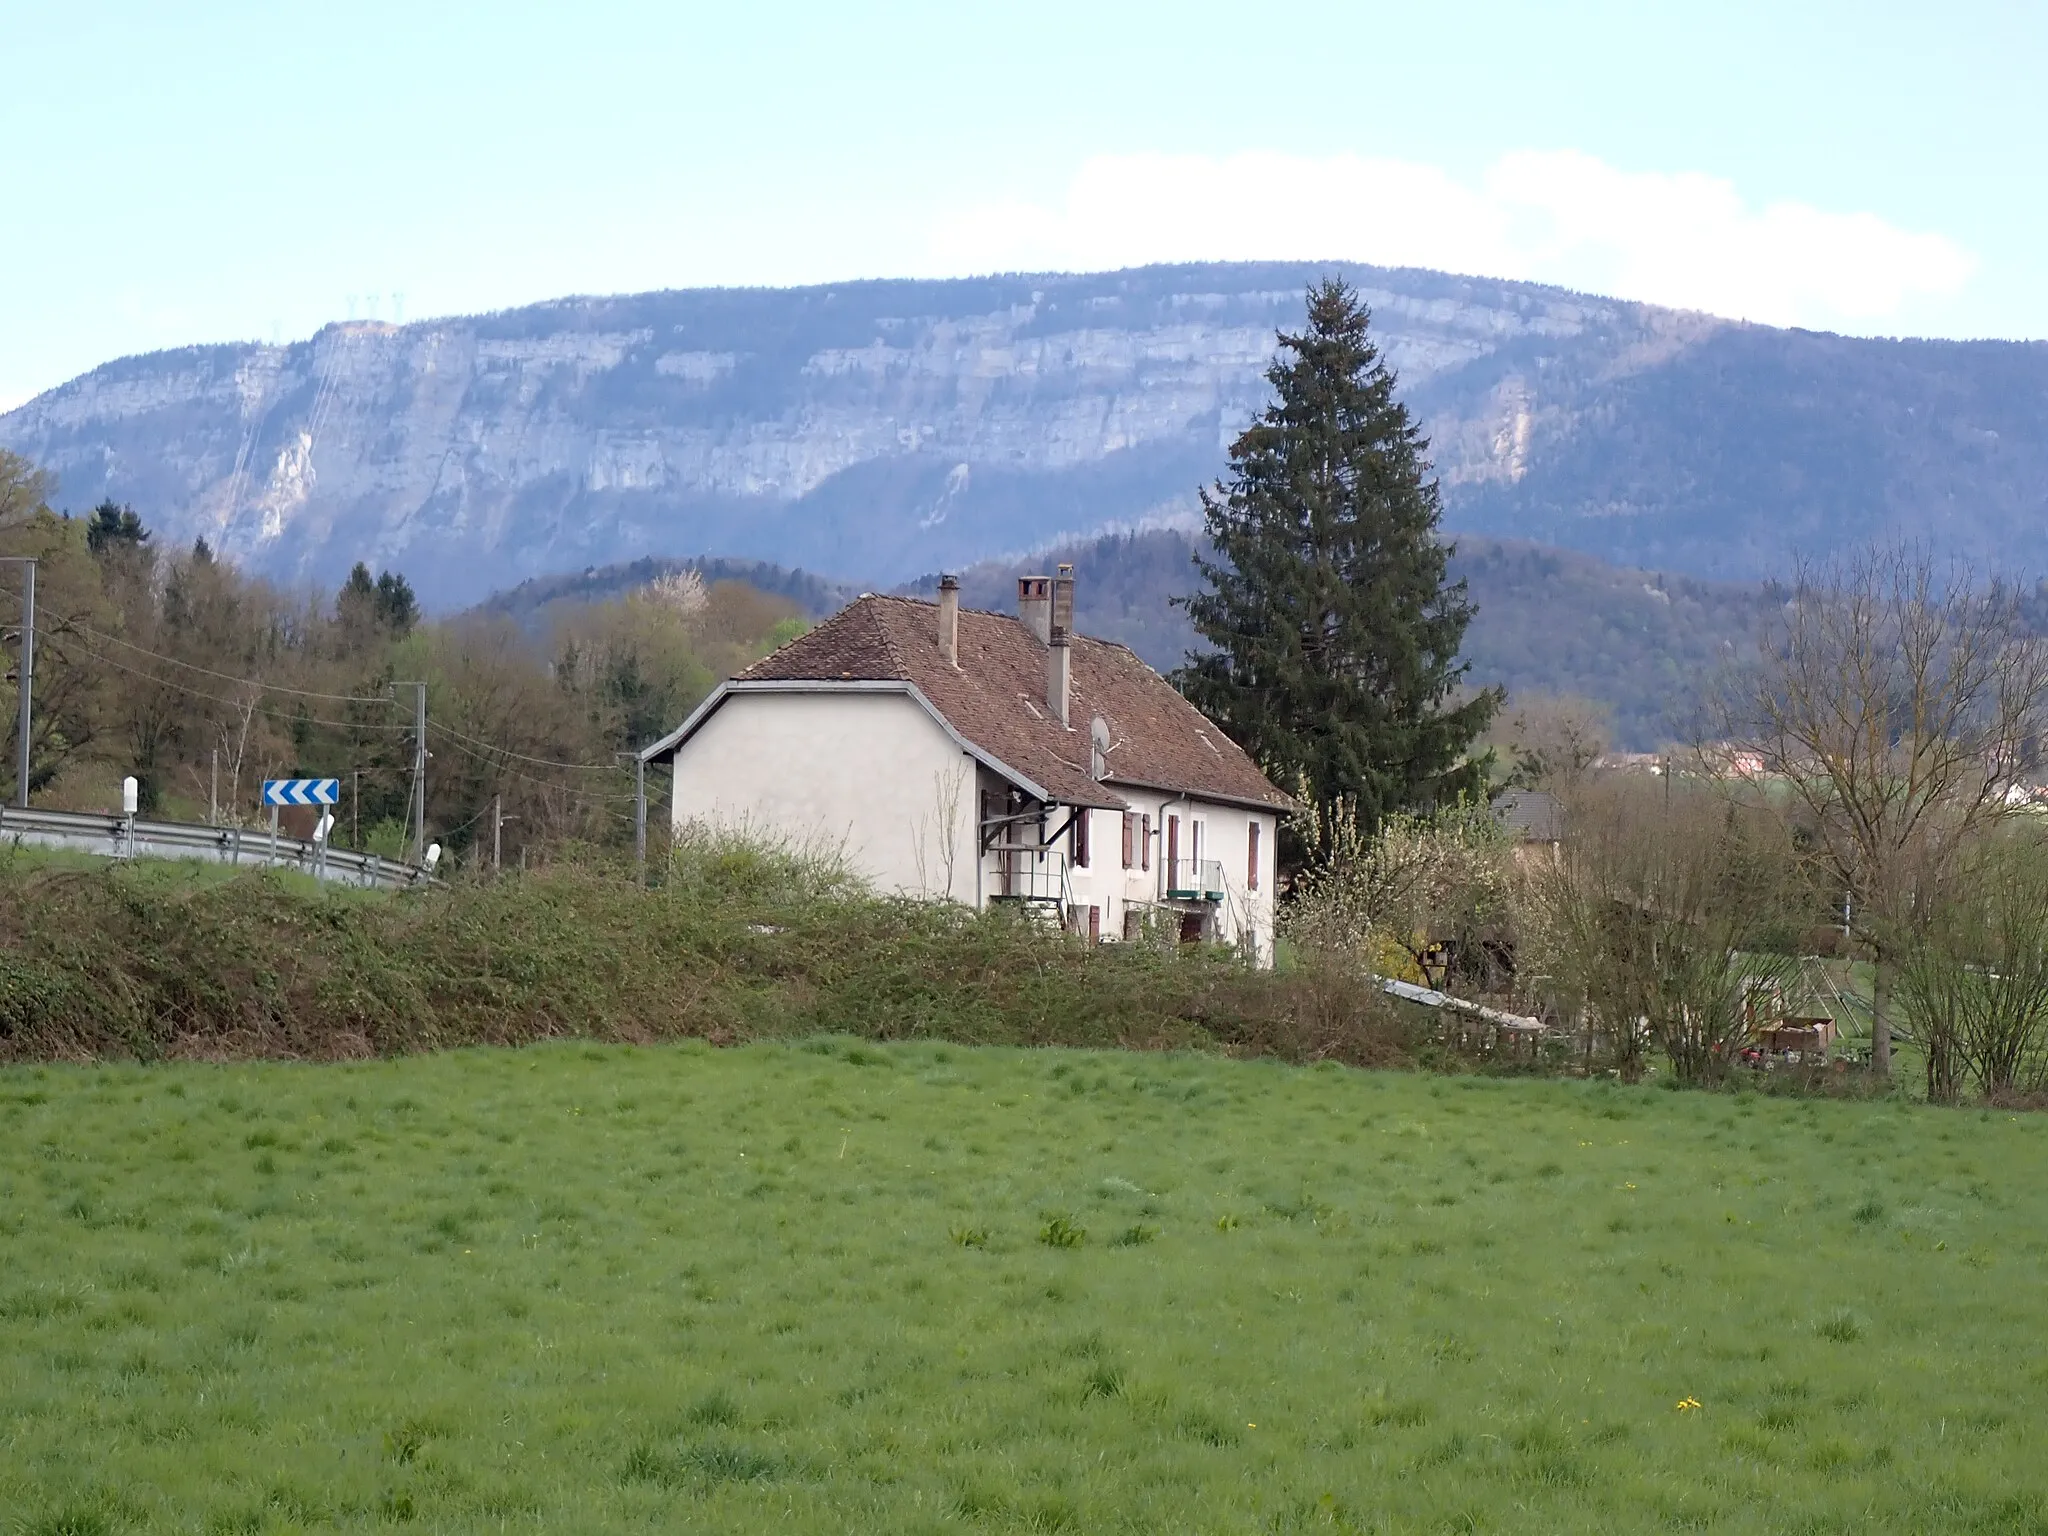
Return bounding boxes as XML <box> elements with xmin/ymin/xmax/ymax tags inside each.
<box><xmin>0</xmin><ymin>450</ymin><xmax>55</xmax><ymax>531</ymax></box>
<box><xmin>1491</xmin><ymin>691</ymin><xmax>1610</xmax><ymax>791</ymax></box>
<box><xmin>1895</xmin><ymin>828</ymin><xmax>2048</xmax><ymax>1102</ymax></box>
<box><xmin>1714</xmin><ymin>545</ymin><xmax>2048</xmax><ymax>1078</ymax></box>
<box><xmin>1518</xmin><ymin>776</ymin><xmax>1801</xmax><ymax>1083</ymax></box>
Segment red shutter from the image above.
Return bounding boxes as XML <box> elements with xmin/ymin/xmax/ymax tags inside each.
<box><xmin>1248</xmin><ymin>821</ymin><xmax>1261</xmax><ymax>891</ymax></box>
<box><xmin>1121</xmin><ymin>812</ymin><xmax>1135</xmax><ymax>869</ymax></box>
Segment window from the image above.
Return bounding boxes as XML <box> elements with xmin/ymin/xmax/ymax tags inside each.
<box><xmin>1141</xmin><ymin>814</ymin><xmax>1151</xmax><ymax>871</ymax></box>
<box><xmin>1248</xmin><ymin>821</ymin><xmax>1261</xmax><ymax>891</ymax></box>
<box><xmin>1071</xmin><ymin>808</ymin><xmax>1090</xmax><ymax>868</ymax></box>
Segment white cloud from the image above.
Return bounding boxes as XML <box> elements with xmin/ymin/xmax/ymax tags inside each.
<box><xmin>927</xmin><ymin>149</ymin><xmax>1976</xmax><ymax>331</ymax></box>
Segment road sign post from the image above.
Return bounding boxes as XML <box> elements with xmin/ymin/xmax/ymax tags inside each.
<box><xmin>261</xmin><ymin>778</ymin><xmax>341</xmax><ymax>808</ymax></box>
<box><xmin>262</xmin><ymin>780</ymin><xmax>342</xmax><ymax>870</ymax></box>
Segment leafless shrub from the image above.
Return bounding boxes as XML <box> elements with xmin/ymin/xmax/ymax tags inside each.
<box><xmin>1895</xmin><ymin>828</ymin><xmax>2048</xmax><ymax>1103</ymax></box>
<box><xmin>1517</xmin><ymin>776</ymin><xmax>1801</xmax><ymax>1083</ymax></box>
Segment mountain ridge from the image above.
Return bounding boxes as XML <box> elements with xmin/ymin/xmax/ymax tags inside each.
<box><xmin>6</xmin><ymin>261</ymin><xmax>2045</xmax><ymax>610</ymax></box>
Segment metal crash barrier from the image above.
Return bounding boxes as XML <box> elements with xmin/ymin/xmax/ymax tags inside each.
<box><xmin>0</xmin><ymin>805</ymin><xmax>426</xmax><ymax>890</ymax></box>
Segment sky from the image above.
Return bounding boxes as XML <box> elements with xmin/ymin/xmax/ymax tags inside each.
<box><xmin>2</xmin><ymin>0</ymin><xmax>2044</xmax><ymax>410</ymax></box>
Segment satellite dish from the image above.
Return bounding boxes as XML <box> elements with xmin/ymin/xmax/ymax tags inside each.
<box><xmin>1089</xmin><ymin>715</ymin><xmax>1111</xmax><ymax>780</ymax></box>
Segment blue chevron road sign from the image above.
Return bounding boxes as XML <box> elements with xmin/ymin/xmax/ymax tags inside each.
<box><xmin>262</xmin><ymin>778</ymin><xmax>341</xmax><ymax>807</ymax></box>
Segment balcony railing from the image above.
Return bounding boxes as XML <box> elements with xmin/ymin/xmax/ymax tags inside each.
<box><xmin>988</xmin><ymin>848</ymin><xmax>1071</xmax><ymax>904</ymax></box>
<box><xmin>1165</xmin><ymin>857</ymin><xmax>1226</xmax><ymax>901</ymax></box>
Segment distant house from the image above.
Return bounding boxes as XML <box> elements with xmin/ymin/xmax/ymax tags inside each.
<box><xmin>639</xmin><ymin>568</ymin><xmax>1294</xmax><ymax>962</ymax></box>
<box><xmin>1492</xmin><ymin>788</ymin><xmax>1563</xmax><ymax>859</ymax></box>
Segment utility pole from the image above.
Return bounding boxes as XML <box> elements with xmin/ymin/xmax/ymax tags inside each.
<box><xmin>635</xmin><ymin>753</ymin><xmax>646</xmax><ymax>881</ymax></box>
<box><xmin>395</xmin><ymin>681</ymin><xmax>427</xmax><ymax>865</ymax></box>
<box><xmin>352</xmin><ymin>768</ymin><xmax>360</xmax><ymax>851</ymax></box>
<box><xmin>1</xmin><ymin>557</ymin><xmax>35</xmax><ymax>809</ymax></box>
<box><xmin>209</xmin><ymin>747</ymin><xmax>219</xmax><ymax>826</ymax></box>
<box><xmin>492</xmin><ymin>795</ymin><xmax>502</xmax><ymax>875</ymax></box>
<box><xmin>617</xmin><ymin>749</ymin><xmax>649</xmax><ymax>883</ymax></box>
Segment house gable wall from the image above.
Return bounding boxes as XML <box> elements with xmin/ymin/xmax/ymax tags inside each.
<box><xmin>670</xmin><ymin>691</ymin><xmax>978</xmax><ymax>902</ymax></box>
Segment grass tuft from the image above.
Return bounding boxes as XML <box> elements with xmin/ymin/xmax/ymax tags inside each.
<box><xmin>1038</xmin><ymin>1214</ymin><xmax>1085</xmax><ymax>1249</ymax></box>
<box><xmin>1816</xmin><ymin>1310</ymin><xmax>1864</xmax><ymax>1343</ymax></box>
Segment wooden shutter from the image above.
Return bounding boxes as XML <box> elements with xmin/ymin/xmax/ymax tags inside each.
<box><xmin>1087</xmin><ymin>905</ymin><xmax>1101</xmax><ymax>942</ymax></box>
<box><xmin>1141</xmin><ymin>814</ymin><xmax>1151</xmax><ymax>871</ymax></box>
<box><xmin>1166</xmin><ymin>815</ymin><xmax>1180</xmax><ymax>877</ymax></box>
<box><xmin>1121</xmin><ymin>811</ymin><xmax>1135</xmax><ymax>869</ymax></box>
<box><xmin>1248</xmin><ymin>821</ymin><xmax>1261</xmax><ymax>891</ymax></box>
<box><xmin>1072</xmin><ymin>809</ymin><xmax>1090</xmax><ymax>868</ymax></box>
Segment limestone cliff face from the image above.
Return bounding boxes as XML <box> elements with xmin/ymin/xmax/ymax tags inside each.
<box><xmin>6</xmin><ymin>261</ymin><xmax>2044</xmax><ymax>606</ymax></box>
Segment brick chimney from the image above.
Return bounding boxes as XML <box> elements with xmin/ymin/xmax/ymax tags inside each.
<box><xmin>1048</xmin><ymin>626</ymin><xmax>1072</xmax><ymax>728</ymax></box>
<box><xmin>1017</xmin><ymin>575</ymin><xmax>1051</xmax><ymax>644</ymax></box>
<box><xmin>937</xmin><ymin>573</ymin><xmax>959</xmax><ymax>668</ymax></box>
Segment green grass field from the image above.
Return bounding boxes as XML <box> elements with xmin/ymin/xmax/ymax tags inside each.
<box><xmin>4</xmin><ymin>1045</ymin><xmax>2045</xmax><ymax>1534</ymax></box>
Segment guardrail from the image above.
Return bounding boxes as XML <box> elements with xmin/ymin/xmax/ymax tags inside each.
<box><xmin>0</xmin><ymin>805</ymin><xmax>425</xmax><ymax>890</ymax></box>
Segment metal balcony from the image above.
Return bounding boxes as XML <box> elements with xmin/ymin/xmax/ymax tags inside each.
<box><xmin>1164</xmin><ymin>857</ymin><xmax>1226</xmax><ymax>902</ymax></box>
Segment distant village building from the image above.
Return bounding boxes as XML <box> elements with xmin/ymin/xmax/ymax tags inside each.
<box><xmin>639</xmin><ymin>567</ymin><xmax>1294</xmax><ymax>963</ymax></box>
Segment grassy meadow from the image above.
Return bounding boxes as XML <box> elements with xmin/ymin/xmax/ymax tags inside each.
<box><xmin>3</xmin><ymin>1043</ymin><xmax>2046</xmax><ymax>1534</ymax></box>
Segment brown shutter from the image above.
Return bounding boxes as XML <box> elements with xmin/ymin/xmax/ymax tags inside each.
<box><xmin>1166</xmin><ymin>815</ymin><xmax>1180</xmax><ymax>877</ymax></box>
<box><xmin>1072</xmin><ymin>809</ymin><xmax>1090</xmax><ymax>868</ymax></box>
<box><xmin>1121</xmin><ymin>812</ymin><xmax>1135</xmax><ymax>869</ymax></box>
<box><xmin>1142</xmin><ymin>814</ymin><xmax>1151</xmax><ymax>871</ymax></box>
<box><xmin>1248</xmin><ymin>821</ymin><xmax>1261</xmax><ymax>891</ymax></box>
<box><xmin>1088</xmin><ymin>905</ymin><xmax>1100</xmax><ymax>942</ymax></box>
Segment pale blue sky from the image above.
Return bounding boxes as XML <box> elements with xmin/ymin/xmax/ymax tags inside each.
<box><xmin>3</xmin><ymin>0</ymin><xmax>2043</xmax><ymax>407</ymax></box>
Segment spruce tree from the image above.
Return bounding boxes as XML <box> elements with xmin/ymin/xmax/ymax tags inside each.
<box><xmin>1176</xmin><ymin>279</ymin><xmax>1496</xmax><ymax>836</ymax></box>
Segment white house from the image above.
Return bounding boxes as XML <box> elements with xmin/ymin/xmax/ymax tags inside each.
<box><xmin>638</xmin><ymin>567</ymin><xmax>1295</xmax><ymax>963</ymax></box>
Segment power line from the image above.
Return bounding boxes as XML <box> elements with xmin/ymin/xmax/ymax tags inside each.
<box><xmin>78</xmin><ymin>645</ymin><xmax>411</xmax><ymax>734</ymax></box>
<box><xmin>428</xmin><ymin>730</ymin><xmax>640</xmax><ymax>805</ymax></box>
<box><xmin>70</xmin><ymin>623</ymin><xmax>396</xmax><ymax>704</ymax></box>
<box><xmin>0</xmin><ymin>590</ymin><xmax>399</xmax><ymax>708</ymax></box>
<box><xmin>427</xmin><ymin>717</ymin><xmax>625</xmax><ymax>772</ymax></box>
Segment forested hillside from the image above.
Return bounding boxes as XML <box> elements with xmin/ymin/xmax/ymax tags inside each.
<box><xmin>936</xmin><ymin>530</ymin><xmax>1770</xmax><ymax>750</ymax></box>
<box><xmin>0</xmin><ymin>464</ymin><xmax>800</xmax><ymax>859</ymax></box>
<box><xmin>480</xmin><ymin>529</ymin><xmax>1774</xmax><ymax>750</ymax></box>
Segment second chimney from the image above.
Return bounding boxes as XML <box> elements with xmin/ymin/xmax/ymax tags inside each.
<box><xmin>1017</xmin><ymin>575</ymin><xmax>1052</xmax><ymax>644</ymax></box>
<box><xmin>1047</xmin><ymin>626</ymin><xmax>1072</xmax><ymax>727</ymax></box>
<box><xmin>937</xmin><ymin>573</ymin><xmax>959</xmax><ymax>668</ymax></box>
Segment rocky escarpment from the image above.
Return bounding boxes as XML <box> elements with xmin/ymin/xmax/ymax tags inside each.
<box><xmin>6</xmin><ymin>261</ymin><xmax>2046</xmax><ymax>606</ymax></box>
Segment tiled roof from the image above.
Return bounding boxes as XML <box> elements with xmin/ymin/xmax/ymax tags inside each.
<box><xmin>1492</xmin><ymin>788</ymin><xmax>1563</xmax><ymax>842</ymax></box>
<box><xmin>734</xmin><ymin>595</ymin><xmax>1294</xmax><ymax>812</ymax></box>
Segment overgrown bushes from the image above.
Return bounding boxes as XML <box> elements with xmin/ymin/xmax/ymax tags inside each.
<box><xmin>0</xmin><ymin>841</ymin><xmax>1422</xmax><ymax>1066</ymax></box>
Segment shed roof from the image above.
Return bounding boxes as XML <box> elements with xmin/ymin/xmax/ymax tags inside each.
<box><xmin>1493</xmin><ymin>788</ymin><xmax>1563</xmax><ymax>843</ymax></box>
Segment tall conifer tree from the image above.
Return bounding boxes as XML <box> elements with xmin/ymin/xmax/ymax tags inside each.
<box><xmin>1177</xmin><ymin>279</ymin><xmax>1496</xmax><ymax>835</ymax></box>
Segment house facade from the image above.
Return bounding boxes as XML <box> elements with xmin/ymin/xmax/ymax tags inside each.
<box><xmin>640</xmin><ymin>568</ymin><xmax>1294</xmax><ymax>962</ymax></box>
